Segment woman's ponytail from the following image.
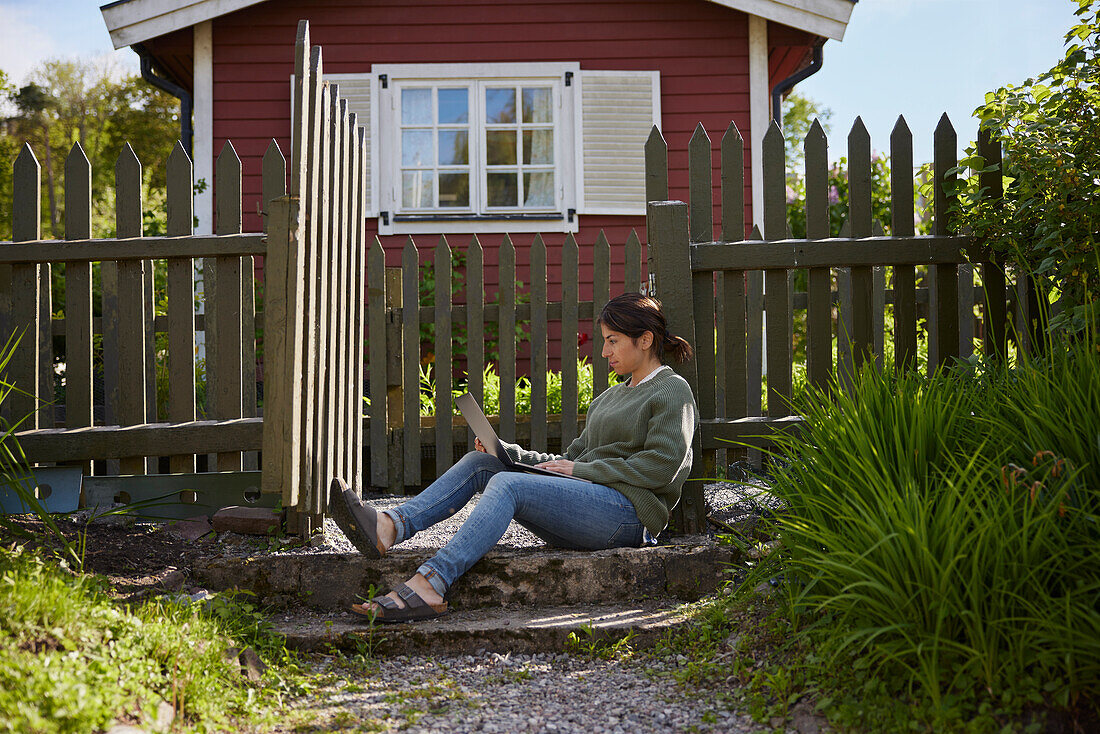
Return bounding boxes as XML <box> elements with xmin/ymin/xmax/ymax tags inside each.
<box><xmin>662</xmin><ymin>332</ymin><xmax>694</xmax><ymax>364</ymax></box>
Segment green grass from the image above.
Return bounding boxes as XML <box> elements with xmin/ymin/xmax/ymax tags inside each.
<box><xmin>717</xmin><ymin>336</ymin><xmax>1100</xmax><ymax>731</ymax></box>
<box><xmin>0</xmin><ymin>546</ymin><xmax>308</xmax><ymax>733</ymax></box>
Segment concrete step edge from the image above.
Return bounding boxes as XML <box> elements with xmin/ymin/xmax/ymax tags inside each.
<box><xmin>273</xmin><ymin>599</ymin><xmax>708</xmax><ymax>656</ymax></box>
<box><xmin>193</xmin><ymin>540</ymin><xmax>740</xmax><ymax>612</ymax></box>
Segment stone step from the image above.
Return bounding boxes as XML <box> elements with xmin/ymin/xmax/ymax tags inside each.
<box><xmin>192</xmin><ymin>537</ymin><xmax>737</xmax><ymax>612</ymax></box>
<box><xmin>272</xmin><ymin>600</ymin><xmax>702</xmax><ymax>656</ymax></box>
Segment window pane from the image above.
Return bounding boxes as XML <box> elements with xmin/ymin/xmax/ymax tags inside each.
<box><xmin>402</xmin><ymin>171</ymin><xmax>434</xmax><ymax>208</ymax></box>
<box><xmin>523</xmin><ymin>129</ymin><xmax>554</xmax><ymax>164</ymax></box>
<box><xmin>401</xmin><ymin>88</ymin><xmax>431</xmax><ymax>125</ymax></box>
<box><xmin>522</xmin><ymin>87</ymin><xmax>552</xmax><ymax>123</ymax></box>
<box><xmin>486</xmin><ymin>88</ymin><xmax>516</xmax><ymax>124</ymax></box>
<box><xmin>438</xmin><ymin>173</ymin><xmax>470</xmax><ymax>207</ymax></box>
<box><xmin>402</xmin><ymin>130</ymin><xmax>433</xmax><ymax>166</ymax></box>
<box><xmin>523</xmin><ymin>172</ymin><xmax>555</xmax><ymax>207</ymax></box>
<box><xmin>438</xmin><ymin>130</ymin><xmax>468</xmax><ymax>165</ymax></box>
<box><xmin>438</xmin><ymin>88</ymin><xmax>468</xmax><ymax>124</ymax></box>
<box><xmin>487</xmin><ymin>172</ymin><xmax>518</xmax><ymax>207</ymax></box>
<box><xmin>486</xmin><ymin>130</ymin><xmax>517</xmax><ymax>165</ymax></box>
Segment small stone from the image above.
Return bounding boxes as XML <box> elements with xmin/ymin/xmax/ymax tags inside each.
<box><xmin>211</xmin><ymin>506</ymin><xmax>282</xmax><ymax>536</ymax></box>
<box><xmin>239</xmin><ymin>647</ymin><xmax>267</xmax><ymax>682</ymax></box>
<box><xmin>154</xmin><ymin>700</ymin><xmax>174</xmax><ymax>731</ymax></box>
<box><xmin>161</xmin><ymin>569</ymin><xmax>186</xmax><ymax>591</ymax></box>
<box><xmin>167</xmin><ymin>515</ymin><xmax>213</xmax><ymax>542</ymax></box>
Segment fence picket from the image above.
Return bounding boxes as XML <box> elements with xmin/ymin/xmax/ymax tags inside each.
<box><xmin>115</xmin><ymin>144</ymin><xmax>147</xmax><ymax>474</ymax></box>
<box><xmin>625</xmin><ymin>229</ymin><xmax>641</xmax><ymax>294</ymax></box>
<box><xmin>402</xmin><ymin>237</ymin><xmax>421</xmax><ymax>489</ymax></box>
<box><xmin>762</xmin><ymin>122</ymin><xmax>790</xmax><ymax>416</ymax></box>
<box><xmin>932</xmin><ymin>113</ymin><xmax>960</xmax><ymax>370</ymax></box>
<box><xmin>300</xmin><ymin>59</ymin><xmax>326</xmax><ymax>511</ymax></box>
<box><xmin>746</xmin><ymin>224</ymin><xmax>763</xmax><ymax>417</ymax></box>
<box><xmin>644</xmin><ymin>126</ymin><xmax>668</xmax><ymax>294</ymax></box>
<box><xmin>368</xmin><ymin>238</ymin><xmax>387</xmax><ymax>487</ymax></box>
<box><xmin>530</xmin><ymin>234</ymin><xmax>547</xmax><ymax>452</ymax></box>
<box><xmin>847</xmin><ymin>118</ymin><xmax>875</xmax><ymax>376</ymax></box>
<box><xmin>890</xmin><ymin>116</ymin><xmax>918</xmax><ymax>373</ymax></box>
<box><xmin>688</xmin><ymin>123</ymin><xmax>716</xmax><ymax>476</ymax></box>
<box><xmin>648</xmin><ymin>201</ymin><xmax>703</xmax><ymax>532</ymax></box>
<box><xmin>65</xmin><ymin>143</ymin><xmax>93</xmax><ymax>434</ymax></box>
<box><xmin>499</xmin><ymin>235</ymin><xmax>517</xmax><ymax>441</ymax></box>
<box><xmin>592</xmin><ymin>231</ymin><xmax>610</xmax><ymax>396</ymax></box>
<box><xmin>561</xmin><ymin>233</ymin><xmax>579</xmax><ymax>446</ymax></box>
<box><xmin>435</xmin><ymin>235</ymin><xmax>453</xmax><ymax>474</ymax></box>
<box><xmin>352</xmin><ymin>125</ymin><xmax>367</xmax><ymax>490</ymax></box>
<box><xmin>466</xmin><ymin>236</ymin><xmax>484</xmax><ymax>451</ymax></box>
<box><xmin>804</xmin><ymin>119</ymin><xmax>831</xmax><ymax>390</ymax></box>
<box><xmin>977</xmin><ymin>126</ymin><xmax>1007</xmax><ymax>361</ymax></box>
<box><xmin>331</xmin><ymin>97</ymin><xmax>350</xmax><ymax>496</ymax></box>
<box><xmin>11</xmin><ymin>145</ymin><xmax>40</xmax><ymax>430</ymax></box>
<box><xmin>214</xmin><ymin>141</ymin><xmax>244</xmax><ymax>472</ymax></box>
<box><xmin>720</xmin><ymin>121</ymin><xmax>747</xmax><ymax>422</ymax></box>
<box><xmin>166</xmin><ymin>142</ymin><xmax>197</xmax><ymax>473</ymax></box>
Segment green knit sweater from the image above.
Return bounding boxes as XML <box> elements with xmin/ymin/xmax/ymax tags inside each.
<box><xmin>502</xmin><ymin>366</ymin><xmax>699</xmax><ymax>536</ymax></box>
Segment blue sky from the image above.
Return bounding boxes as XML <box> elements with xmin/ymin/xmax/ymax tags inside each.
<box><xmin>0</xmin><ymin>0</ymin><xmax>1082</xmax><ymax>164</ymax></box>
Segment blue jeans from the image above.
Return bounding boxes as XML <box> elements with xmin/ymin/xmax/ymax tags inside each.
<box><xmin>384</xmin><ymin>451</ymin><xmax>656</xmax><ymax>597</ymax></box>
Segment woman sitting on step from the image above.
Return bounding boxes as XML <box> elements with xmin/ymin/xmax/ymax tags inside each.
<box><xmin>330</xmin><ymin>292</ymin><xmax>699</xmax><ymax>622</ymax></box>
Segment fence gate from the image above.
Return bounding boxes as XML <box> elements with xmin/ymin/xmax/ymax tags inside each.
<box><xmin>1</xmin><ymin>20</ymin><xmax>366</xmax><ymax>535</ymax></box>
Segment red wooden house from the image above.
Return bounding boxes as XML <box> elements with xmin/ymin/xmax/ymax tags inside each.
<box><xmin>101</xmin><ymin>0</ymin><xmax>855</xmax><ymax>360</ymax></box>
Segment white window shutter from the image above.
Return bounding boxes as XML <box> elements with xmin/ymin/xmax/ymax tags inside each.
<box><xmin>324</xmin><ymin>74</ymin><xmax>376</xmax><ymax>216</ymax></box>
<box><xmin>575</xmin><ymin>70</ymin><xmax>661</xmax><ymax>215</ymax></box>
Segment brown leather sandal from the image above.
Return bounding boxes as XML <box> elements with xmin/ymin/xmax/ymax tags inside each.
<box><xmin>350</xmin><ymin>583</ymin><xmax>449</xmax><ymax>623</ymax></box>
<box><xmin>328</xmin><ymin>477</ymin><xmax>386</xmax><ymax>558</ymax></box>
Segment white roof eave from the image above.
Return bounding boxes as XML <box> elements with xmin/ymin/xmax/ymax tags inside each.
<box><xmin>100</xmin><ymin>0</ymin><xmax>854</xmax><ymax>50</ymax></box>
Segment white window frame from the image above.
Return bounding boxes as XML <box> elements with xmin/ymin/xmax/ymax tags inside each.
<box><xmin>373</xmin><ymin>62</ymin><xmax>579</xmax><ymax>235</ymax></box>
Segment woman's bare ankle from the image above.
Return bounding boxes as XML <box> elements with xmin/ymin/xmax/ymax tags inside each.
<box><xmin>377</xmin><ymin>511</ymin><xmax>397</xmax><ymax>551</ymax></box>
<box><xmin>406</xmin><ymin>573</ymin><xmax>443</xmax><ymax>604</ymax></box>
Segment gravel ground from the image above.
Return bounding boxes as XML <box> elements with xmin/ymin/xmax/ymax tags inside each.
<box><xmin>280</xmin><ymin>651</ymin><xmax>766</xmax><ymax>734</ymax></box>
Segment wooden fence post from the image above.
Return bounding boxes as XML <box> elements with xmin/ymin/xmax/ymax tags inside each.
<box><xmin>648</xmin><ymin>200</ymin><xmax>705</xmax><ymax>534</ymax></box>
<box><xmin>385</xmin><ymin>265</ymin><xmax>404</xmax><ymax>492</ymax></box>
<box><xmin>64</xmin><ymin>143</ymin><xmax>94</xmax><ymax>447</ymax></box>
<box><xmin>762</xmin><ymin>122</ymin><xmax>791</xmax><ymax>415</ymax></box>
<box><xmin>688</xmin><ymin>124</ymin><xmax>717</xmax><ymax>483</ymax></box>
<box><xmin>805</xmin><ymin>119</ymin><xmax>832</xmax><ymax>390</ymax></box>
<box><xmin>11</xmin><ymin>144</ymin><xmax>41</xmax><ymax>431</ymax></box>
<box><xmin>891</xmin><ymin>116</ymin><xmax>918</xmax><ymax>373</ymax></box>
<box><xmin>116</xmin><ymin>144</ymin><xmax>147</xmax><ymax>475</ymax></box>
<box><xmin>931</xmin><ymin>113</ymin><xmax>960</xmax><ymax>371</ymax></box>
<box><xmin>167</xmin><ymin>142</ymin><xmax>197</xmax><ymax>474</ymax></box>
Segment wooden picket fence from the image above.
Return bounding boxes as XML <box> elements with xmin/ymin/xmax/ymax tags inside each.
<box><xmin>644</xmin><ymin>114</ymin><xmax>1044</xmax><ymax>531</ymax></box>
<box><xmin>2</xmin><ymin>20</ymin><xmax>366</xmax><ymax>533</ymax></box>
<box><xmin>363</xmin><ymin>231</ymin><xmax>644</xmax><ymax>495</ymax></box>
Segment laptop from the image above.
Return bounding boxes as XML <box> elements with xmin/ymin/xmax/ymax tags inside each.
<box><xmin>455</xmin><ymin>392</ymin><xmax>591</xmax><ymax>483</ymax></box>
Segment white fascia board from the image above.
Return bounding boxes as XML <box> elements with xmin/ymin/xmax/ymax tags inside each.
<box><xmin>100</xmin><ymin>0</ymin><xmax>268</xmax><ymax>49</ymax></box>
<box><xmin>705</xmin><ymin>0</ymin><xmax>854</xmax><ymax>40</ymax></box>
<box><xmin>371</xmin><ymin>62</ymin><xmax>580</xmax><ymax>80</ymax></box>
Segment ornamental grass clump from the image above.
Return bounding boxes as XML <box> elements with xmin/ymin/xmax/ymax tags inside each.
<box><xmin>756</xmin><ymin>339</ymin><xmax>1099</xmax><ymax>718</ymax></box>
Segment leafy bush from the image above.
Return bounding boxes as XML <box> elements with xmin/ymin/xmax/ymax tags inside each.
<box><xmin>416</xmin><ymin>359</ymin><xmax>610</xmax><ymax>418</ymax></box>
<box><xmin>744</xmin><ymin>337</ymin><xmax>1100</xmax><ymax>724</ymax></box>
<box><xmin>0</xmin><ymin>548</ymin><xmax>304</xmax><ymax>733</ymax></box>
<box><xmin>957</xmin><ymin>0</ymin><xmax>1100</xmax><ymax>333</ymax></box>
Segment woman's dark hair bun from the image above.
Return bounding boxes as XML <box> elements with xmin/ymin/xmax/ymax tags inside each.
<box><xmin>597</xmin><ymin>292</ymin><xmax>694</xmax><ymax>364</ymax></box>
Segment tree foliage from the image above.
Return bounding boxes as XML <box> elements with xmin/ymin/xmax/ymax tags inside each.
<box><xmin>0</xmin><ymin>57</ymin><xmax>179</xmax><ymax>240</ymax></box>
<box><xmin>957</xmin><ymin>0</ymin><xmax>1100</xmax><ymax>333</ymax></box>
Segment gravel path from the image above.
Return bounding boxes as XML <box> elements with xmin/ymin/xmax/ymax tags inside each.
<box><xmin>280</xmin><ymin>651</ymin><xmax>762</xmax><ymax>733</ymax></box>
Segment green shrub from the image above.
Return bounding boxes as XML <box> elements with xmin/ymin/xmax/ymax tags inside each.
<box><xmin>416</xmin><ymin>359</ymin><xmax>611</xmax><ymax>418</ymax></box>
<box><xmin>747</xmin><ymin>337</ymin><xmax>1099</xmax><ymax>723</ymax></box>
<box><xmin>0</xmin><ymin>547</ymin><xmax>304</xmax><ymax>733</ymax></box>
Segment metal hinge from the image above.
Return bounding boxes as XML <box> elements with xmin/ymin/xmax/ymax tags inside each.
<box><xmin>380</xmin><ymin>211</ymin><xmax>390</xmax><ymax>225</ymax></box>
<box><xmin>379</xmin><ymin>74</ymin><xmax>388</xmax><ymax>89</ymax></box>
<box><xmin>564</xmin><ymin>71</ymin><xmax>573</xmax><ymax>87</ymax></box>
<box><xmin>567</xmin><ymin>208</ymin><xmax>576</xmax><ymax>223</ymax></box>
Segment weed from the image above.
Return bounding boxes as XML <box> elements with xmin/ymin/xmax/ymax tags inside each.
<box><xmin>565</xmin><ymin>623</ymin><xmax>637</xmax><ymax>660</ymax></box>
